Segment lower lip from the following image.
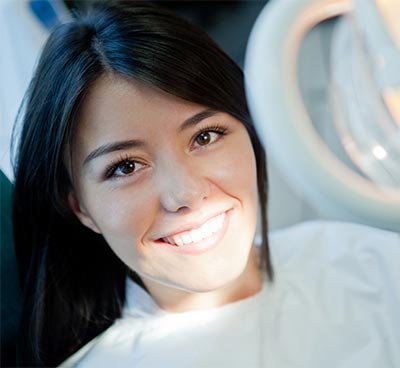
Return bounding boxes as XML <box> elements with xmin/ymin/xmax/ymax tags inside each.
<box><xmin>155</xmin><ymin>210</ymin><xmax>232</xmax><ymax>255</ymax></box>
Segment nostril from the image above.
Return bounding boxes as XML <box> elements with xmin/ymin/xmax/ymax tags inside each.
<box><xmin>157</xmin><ymin>165</ymin><xmax>210</xmax><ymax>213</ymax></box>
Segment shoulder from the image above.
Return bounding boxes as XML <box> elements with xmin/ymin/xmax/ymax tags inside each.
<box><xmin>59</xmin><ymin>278</ymin><xmax>161</xmax><ymax>367</ymax></box>
<box><xmin>267</xmin><ymin>220</ymin><xmax>400</xmax><ymax>324</ymax></box>
<box><xmin>58</xmin><ymin>314</ymin><xmax>149</xmax><ymax>367</ymax></box>
<box><xmin>264</xmin><ymin>221</ymin><xmax>400</xmax><ymax>365</ymax></box>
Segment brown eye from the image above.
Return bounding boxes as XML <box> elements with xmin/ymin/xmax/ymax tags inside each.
<box><xmin>105</xmin><ymin>157</ymin><xmax>147</xmax><ymax>180</ymax></box>
<box><xmin>118</xmin><ymin>160</ymin><xmax>136</xmax><ymax>175</ymax></box>
<box><xmin>195</xmin><ymin>131</ymin><xmax>211</xmax><ymax>146</ymax></box>
<box><xmin>191</xmin><ymin>126</ymin><xmax>228</xmax><ymax>150</ymax></box>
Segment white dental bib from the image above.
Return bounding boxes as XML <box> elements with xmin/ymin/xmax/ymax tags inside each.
<box><xmin>59</xmin><ymin>221</ymin><xmax>400</xmax><ymax>368</ymax></box>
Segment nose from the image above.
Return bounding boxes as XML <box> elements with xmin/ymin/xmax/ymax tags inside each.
<box><xmin>157</xmin><ymin>155</ymin><xmax>210</xmax><ymax>213</ymax></box>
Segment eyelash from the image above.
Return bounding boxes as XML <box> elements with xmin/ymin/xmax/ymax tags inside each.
<box><xmin>104</xmin><ymin>154</ymin><xmax>143</xmax><ymax>180</ymax></box>
<box><xmin>104</xmin><ymin>124</ymin><xmax>229</xmax><ymax>180</ymax></box>
<box><xmin>191</xmin><ymin>124</ymin><xmax>228</xmax><ymax>149</ymax></box>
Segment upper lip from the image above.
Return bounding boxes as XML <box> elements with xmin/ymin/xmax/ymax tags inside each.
<box><xmin>155</xmin><ymin>209</ymin><xmax>230</xmax><ymax>240</ymax></box>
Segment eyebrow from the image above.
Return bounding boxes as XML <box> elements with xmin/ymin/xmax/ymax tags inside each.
<box><xmin>83</xmin><ymin>109</ymin><xmax>218</xmax><ymax>165</ymax></box>
<box><xmin>178</xmin><ymin>109</ymin><xmax>218</xmax><ymax>132</ymax></box>
<box><xmin>83</xmin><ymin>139</ymin><xmax>145</xmax><ymax>166</ymax></box>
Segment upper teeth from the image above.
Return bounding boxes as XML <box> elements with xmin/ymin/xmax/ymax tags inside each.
<box><xmin>163</xmin><ymin>213</ymin><xmax>225</xmax><ymax>246</ymax></box>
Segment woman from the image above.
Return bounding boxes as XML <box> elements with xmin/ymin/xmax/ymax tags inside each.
<box><xmin>12</xmin><ymin>1</ymin><xmax>400</xmax><ymax>367</ymax></box>
<box><xmin>13</xmin><ymin>1</ymin><xmax>271</xmax><ymax>366</ymax></box>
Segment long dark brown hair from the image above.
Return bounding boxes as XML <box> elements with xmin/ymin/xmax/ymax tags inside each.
<box><xmin>12</xmin><ymin>2</ymin><xmax>272</xmax><ymax>366</ymax></box>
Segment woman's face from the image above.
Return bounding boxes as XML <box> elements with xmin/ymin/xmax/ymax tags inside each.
<box><xmin>68</xmin><ymin>75</ymin><xmax>259</xmax><ymax>308</ymax></box>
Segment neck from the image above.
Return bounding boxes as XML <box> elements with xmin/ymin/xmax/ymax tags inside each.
<box><xmin>142</xmin><ymin>246</ymin><xmax>262</xmax><ymax>313</ymax></box>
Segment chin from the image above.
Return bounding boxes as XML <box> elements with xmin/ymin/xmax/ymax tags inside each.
<box><xmin>180</xmin><ymin>258</ymin><xmax>249</xmax><ymax>294</ymax></box>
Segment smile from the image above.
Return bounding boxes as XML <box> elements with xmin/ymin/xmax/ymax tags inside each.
<box><xmin>162</xmin><ymin>213</ymin><xmax>226</xmax><ymax>246</ymax></box>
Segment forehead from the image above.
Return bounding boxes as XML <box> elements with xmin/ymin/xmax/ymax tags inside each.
<box><xmin>75</xmin><ymin>75</ymin><xmax>203</xmax><ymax>139</ymax></box>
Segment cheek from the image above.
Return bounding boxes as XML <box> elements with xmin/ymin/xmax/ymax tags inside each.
<box><xmin>81</xmin><ymin>184</ymin><xmax>157</xmax><ymax>259</ymax></box>
<box><xmin>208</xmin><ymin>135</ymin><xmax>258</xmax><ymax>202</ymax></box>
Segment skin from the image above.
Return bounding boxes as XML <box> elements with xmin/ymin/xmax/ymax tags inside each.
<box><xmin>68</xmin><ymin>74</ymin><xmax>262</xmax><ymax>312</ymax></box>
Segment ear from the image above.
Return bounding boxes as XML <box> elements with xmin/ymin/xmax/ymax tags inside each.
<box><xmin>67</xmin><ymin>192</ymin><xmax>101</xmax><ymax>234</ymax></box>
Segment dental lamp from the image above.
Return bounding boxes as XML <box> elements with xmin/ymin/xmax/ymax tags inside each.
<box><xmin>245</xmin><ymin>0</ymin><xmax>400</xmax><ymax>231</ymax></box>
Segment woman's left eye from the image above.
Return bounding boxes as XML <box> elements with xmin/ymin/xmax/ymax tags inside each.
<box><xmin>193</xmin><ymin>127</ymin><xmax>227</xmax><ymax>149</ymax></box>
<box><xmin>115</xmin><ymin>160</ymin><xmax>137</xmax><ymax>176</ymax></box>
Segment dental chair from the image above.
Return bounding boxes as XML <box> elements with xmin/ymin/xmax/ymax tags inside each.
<box><xmin>1</xmin><ymin>170</ymin><xmax>21</xmax><ymax>367</ymax></box>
